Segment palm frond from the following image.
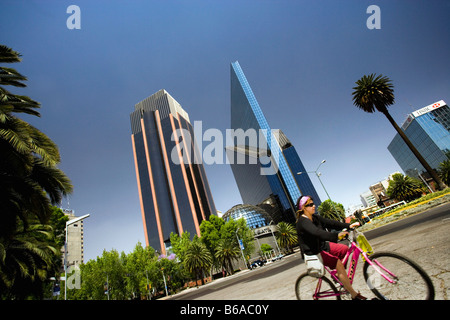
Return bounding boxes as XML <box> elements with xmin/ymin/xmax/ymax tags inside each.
<box><xmin>352</xmin><ymin>73</ymin><xmax>395</xmax><ymax>113</ymax></box>
<box><xmin>0</xmin><ymin>45</ymin><xmax>22</xmax><ymax>63</ymax></box>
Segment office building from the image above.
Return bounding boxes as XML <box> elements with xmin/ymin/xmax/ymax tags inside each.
<box><xmin>130</xmin><ymin>90</ymin><xmax>216</xmax><ymax>254</ymax></box>
<box><xmin>62</xmin><ymin>208</ymin><xmax>85</xmax><ymax>268</ymax></box>
<box><xmin>227</xmin><ymin>61</ymin><xmax>321</xmax><ymax>223</ymax></box>
<box><xmin>388</xmin><ymin>100</ymin><xmax>450</xmax><ymax>181</ymax></box>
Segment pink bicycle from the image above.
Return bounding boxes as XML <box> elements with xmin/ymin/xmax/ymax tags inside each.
<box><xmin>295</xmin><ymin>228</ymin><xmax>435</xmax><ymax>300</ymax></box>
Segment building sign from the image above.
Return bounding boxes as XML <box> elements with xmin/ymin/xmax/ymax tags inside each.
<box><xmin>401</xmin><ymin>114</ymin><xmax>415</xmax><ymax>130</ymax></box>
<box><xmin>412</xmin><ymin>100</ymin><xmax>446</xmax><ymax>117</ymax></box>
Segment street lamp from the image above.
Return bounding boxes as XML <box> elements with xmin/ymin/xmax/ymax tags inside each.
<box><xmin>235</xmin><ymin>227</ymin><xmax>247</xmax><ymax>269</ymax></box>
<box><xmin>64</xmin><ymin>214</ymin><xmax>90</xmax><ymax>300</ymax></box>
<box><xmin>269</xmin><ymin>220</ymin><xmax>281</xmax><ymax>256</ymax></box>
<box><xmin>297</xmin><ymin>160</ymin><xmax>340</xmax><ymax>219</ymax></box>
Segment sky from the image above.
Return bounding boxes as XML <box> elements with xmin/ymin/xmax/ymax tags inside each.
<box><xmin>1</xmin><ymin>0</ymin><xmax>449</xmax><ymax>262</ymax></box>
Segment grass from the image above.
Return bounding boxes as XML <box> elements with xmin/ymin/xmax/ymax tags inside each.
<box><xmin>359</xmin><ymin>188</ymin><xmax>450</xmax><ymax>231</ymax></box>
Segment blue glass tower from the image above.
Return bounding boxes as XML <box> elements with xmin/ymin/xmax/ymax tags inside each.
<box><xmin>228</xmin><ymin>61</ymin><xmax>321</xmax><ymax>223</ymax></box>
<box><xmin>388</xmin><ymin>100</ymin><xmax>450</xmax><ymax>180</ymax></box>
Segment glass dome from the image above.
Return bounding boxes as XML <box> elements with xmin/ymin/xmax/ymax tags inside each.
<box><xmin>222</xmin><ymin>204</ymin><xmax>272</xmax><ymax>229</ymax></box>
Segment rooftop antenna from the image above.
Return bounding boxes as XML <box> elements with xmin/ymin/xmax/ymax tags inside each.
<box><xmin>403</xmin><ymin>97</ymin><xmax>416</xmax><ymax>113</ymax></box>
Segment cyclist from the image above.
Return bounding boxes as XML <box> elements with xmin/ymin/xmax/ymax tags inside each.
<box><xmin>295</xmin><ymin>195</ymin><xmax>367</xmax><ymax>300</ymax></box>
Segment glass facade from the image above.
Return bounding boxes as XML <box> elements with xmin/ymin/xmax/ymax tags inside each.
<box><xmin>229</xmin><ymin>61</ymin><xmax>321</xmax><ymax>222</ymax></box>
<box><xmin>222</xmin><ymin>204</ymin><xmax>273</xmax><ymax>229</ymax></box>
<box><xmin>131</xmin><ymin>90</ymin><xmax>216</xmax><ymax>254</ymax></box>
<box><xmin>388</xmin><ymin>100</ymin><xmax>450</xmax><ymax>179</ymax></box>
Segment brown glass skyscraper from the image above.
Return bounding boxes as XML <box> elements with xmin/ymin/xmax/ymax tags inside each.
<box><xmin>130</xmin><ymin>90</ymin><xmax>216</xmax><ymax>254</ymax></box>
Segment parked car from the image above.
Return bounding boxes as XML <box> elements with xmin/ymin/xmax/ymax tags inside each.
<box><xmin>271</xmin><ymin>254</ymin><xmax>284</xmax><ymax>262</ymax></box>
<box><xmin>248</xmin><ymin>259</ymin><xmax>266</xmax><ymax>269</ymax></box>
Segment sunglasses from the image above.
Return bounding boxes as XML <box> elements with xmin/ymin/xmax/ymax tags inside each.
<box><xmin>304</xmin><ymin>202</ymin><xmax>315</xmax><ymax>208</ymax></box>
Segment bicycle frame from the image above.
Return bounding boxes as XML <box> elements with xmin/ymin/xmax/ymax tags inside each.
<box><xmin>311</xmin><ymin>232</ymin><xmax>398</xmax><ymax>300</ymax></box>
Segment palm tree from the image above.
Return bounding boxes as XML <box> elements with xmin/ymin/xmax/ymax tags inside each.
<box><xmin>184</xmin><ymin>240</ymin><xmax>212</xmax><ymax>285</ymax></box>
<box><xmin>0</xmin><ymin>220</ymin><xmax>60</xmax><ymax>299</ymax></box>
<box><xmin>0</xmin><ymin>44</ymin><xmax>72</xmax><ymax>237</ymax></box>
<box><xmin>275</xmin><ymin>222</ymin><xmax>298</xmax><ymax>253</ymax></box>
<box><xmin>317</xmin><ymin>199</ymin><xmax>345</xmax><ymax>221</ymax></box>
<box><xmin>0</xmin><ymin>44</ymin><xmax>73</xmax><ymax>298</ymax></box>
<box><xmin>386</xmin><ymin>173</ymin><xmax>426</xmax><ymax>202</ymax></box>
<box><xmin>438</xmin><ymin>160</ymin><xmax>450</xmax><ymax>186</ymax></box>
<box><xmin>215</xmin><ymin>238</ymin><xmax>241</xmax><ymax>275</ymax></box>
<box><xmin>352</xmin><ymin>74</ymin><xmax>446</xmax><ymax>190</ymax></box>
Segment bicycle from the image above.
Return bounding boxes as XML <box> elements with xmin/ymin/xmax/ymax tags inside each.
<box><xmin>295</xmin><ymin>228</ymin><xmax>435</xmax><ymax>300</ymax></box>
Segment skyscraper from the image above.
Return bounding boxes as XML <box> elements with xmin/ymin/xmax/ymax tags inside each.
<box><xmin>228</xmin><ymin>61</ymin><xmax>321</xmax><ymax>223</ymax></box>
<box><xmin>388</xmin><ymin>100</ymin><xmax>450</xmax><ymax>181</ymax></box>
<box><xmin>130</xmin><ymin>90</ymin><xmax>216</xmax><ymax>254</ymax></box>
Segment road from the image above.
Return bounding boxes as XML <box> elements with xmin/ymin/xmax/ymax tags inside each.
<box><xmin>166</xmin><ymin>202</ymin><xmax>450</xmax><ymax>300</ymax></box>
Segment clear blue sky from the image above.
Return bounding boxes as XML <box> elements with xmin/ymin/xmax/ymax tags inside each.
<box><xmin>1</xmin><ymin>0</ymin><xmax>449</xmax><ymax>261</ymax></box>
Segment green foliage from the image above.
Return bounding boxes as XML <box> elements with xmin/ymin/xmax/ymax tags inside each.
<box><xmin>438</xmin><ymin>160</ymin><xmax>450</xmax><ymax>186</ymax></box>
<box><xmin>317</xmin><ymin>199</ymin><xmax>345</xmax><ymax>221</ymax></box>
<box><xmin>183</xmin><ymin>238</ymin><xmax>212</xmax><ymax>285</ymax></box>
<box><xmin>0</xmin><ymin>44</ymin><xmax>73</xmax><ymax>299</ymax></box>
<box><xmin>275</xmin><ymin>222</ymin><xmax>297</xmax><ymax>253</ymax></box>
<box><xmin>65</xmin><ymin>214</ymin><xmax>258</xmax><ymax>299</ymax></box>
<box><xmin>387</xmin><ymin>173</ymin><xmax>426</xmax><ymax>202</ymax></box>
<box><xmin>352</xmin><ymin>73</ymin><xmax>394</xmax><ymax>114</ymax></box>
<box><xmin>259</xmin><ymin>243</ymin><xmax>272</xmax><ymax>254</ymax></box>
<box><xmin>0</xmin><ymin>207</ymin><xmax>66</xmax><ymax>299</ymax></box>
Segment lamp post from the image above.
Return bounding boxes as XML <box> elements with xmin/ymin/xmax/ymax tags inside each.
<box><xmin>64</xmin><ymin>213</ymin><xmax>90</xmax><ymax>300</ymax></box>
<box><xmin>235</xmin><ymin>227</ymin><xmax>247</xmax><ymax>269</ymax></box>
<box><xmin>269</xmin><ymin>220</ymin><xmax>281</xmax><ymax>256</ymax></box>
<box><xmin>297</xmin><ymin>160</ymin><xmax>340</xmax><ymax>219</ymax></box>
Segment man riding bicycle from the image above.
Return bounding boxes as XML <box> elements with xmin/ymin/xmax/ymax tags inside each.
<box><xmin>295</xmin><ymin>195</ymin><xmax>367</xmax><ymax>300</ymax></box>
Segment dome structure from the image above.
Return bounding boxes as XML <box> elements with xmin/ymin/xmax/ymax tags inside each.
<box><xmin>222</xmin><ymin>204</ymin><xmax>272</xmax><ymax>229</ymax></box>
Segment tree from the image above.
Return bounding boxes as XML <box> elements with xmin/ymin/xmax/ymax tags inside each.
<box><xmin>0</xmin><ymin>44</ymin><xmax>73</xmax><ymax>299</ymax></box>
<box><xmin>1</xmin><ymin>45</ymin><xmax>72</xmax><ymax>238</ymax></box>
<box><xmin>1</xmin><ymin>44</ymin><xmax>73</xmax><ymax>230</ymax></box>
<box><xmin>169</xmin><ymin>231</ymin><xmax>191</xmax><ymax>264</ymax></box>
<box><xmin>259</xmin><ymin>243</ymin><xmax>273</xmax><ymax>255</ymax></box>
<box><xmin>183</xmin><ymin>238</ymin><xmax>212</xmax><ymax>286</ymax></box>
<box><xmin>0</xmin><ymin>208</ymin><xmax>66</xmax><ymax>299</ymax></box>
<box><xmin>438</xmin><ymin>160</ymin><xmax>450</xmax><ymax>186</ymax></box>
<box><xmin>387</xmin><ymin>173</ymin><xmax>426</xmax><ymax>202</ymax></box>
<box><xmin>215</xmin><ymin>238</ymin><xmax>241</xmax><ymax>275</ymax></box>
<box><xmin>352</xmin><ymin>73</ymin><xmax>446</xmax><ymax>190</ymax></box>
<box><xmin>199</xmin><ymin>215</ymin><xmax>225</xmax><ymax>266</ymax></box>
<box><xmin>275</xmin><ymin>222</ymin><xmax>297</xmax><ymax>253</ymax></box>
<box><xmin>123</xmin><ymin>242</ymin><xmax>157</xmax><ymax>299</ymax></box>
<box><xmin>317</xmin><ymin>199</ymin><xmax>345</xmax><ymax>221</ymax></box>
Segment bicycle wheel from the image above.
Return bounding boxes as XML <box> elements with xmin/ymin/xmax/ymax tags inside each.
<box><xmin>363</xmin><ymin>251</ymin><xmax>435</xmax><ymax>300</ymax></box>
<box><xmin>295</xmin><ymin>273</ymin><xmax>340</xmax><ymax>300</ymax></box>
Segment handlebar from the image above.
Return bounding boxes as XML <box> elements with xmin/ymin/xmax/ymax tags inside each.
<box><xmin>338</xmin><ymin>226</ymin><xmax>360</xmax><ymax>242</ymax></box>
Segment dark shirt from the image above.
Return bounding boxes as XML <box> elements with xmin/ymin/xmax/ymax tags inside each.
<box><xmin>296</xmin><ymin>213</ymin><xmax>350</xmax><ymax>255</ymax></box>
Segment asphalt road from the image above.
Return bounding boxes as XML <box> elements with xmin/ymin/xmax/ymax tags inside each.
<box><xmin>165</xmin><ymin>202</ymin><xmax>450</xmax><ymax>300</ymax></box>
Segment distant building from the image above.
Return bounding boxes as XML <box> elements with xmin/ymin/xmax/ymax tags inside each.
<box><xmin>62</xmin><ymin>208</ymin><xmax>85</xmax><ymax>268</ymax></box>
<box><xmin>360</xmin><ymin>190</ymin><xmax>377</xmax><ymax>208</ymax></box>
<box><xmin>130</xmin><ymin>90</ymin><xmax>216</xmax><ymax>254</ymax></box>
<box><xmin>388</xmin><ymin>100</ymin><xmax>450</xmax><ymax>183</ymax></box>
<box><xmin>360</xmin><ymin>172</ymin><xmax>401</xmax><ymax>208</ymax></box>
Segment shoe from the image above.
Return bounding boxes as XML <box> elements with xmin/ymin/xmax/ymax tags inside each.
<box><xmin>352</xmin><ymin>293</ymin><xmax>367</xmax><ymax>300</ymax></box>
